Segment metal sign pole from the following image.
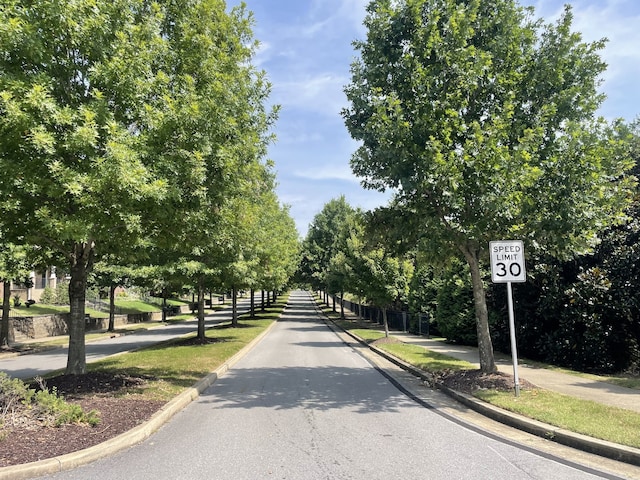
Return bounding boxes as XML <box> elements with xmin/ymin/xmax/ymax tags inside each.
<box><xmin>507</xmin><ymin>281</ymin><xmax>520</xmax><ymax>397</ymax></box>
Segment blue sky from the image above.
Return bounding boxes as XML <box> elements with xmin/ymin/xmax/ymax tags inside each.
<box><xmin>228</xmin><ymin>0</ymin><xmax>640</xmax><ymax>238</ymax></box>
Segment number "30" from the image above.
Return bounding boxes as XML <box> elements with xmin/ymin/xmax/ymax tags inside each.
<box><xmin>495</xmin><ymin>262</ymin><xmax>522</xmax><ymax>277</ymax></box>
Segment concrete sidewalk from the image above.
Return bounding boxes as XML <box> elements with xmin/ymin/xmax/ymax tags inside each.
<box><xmin>394</xmin><ymin>333</ymin><xmax>640</xmax><ymax>413</ymax></box>
<box><xmin>336</xmin><ymin>305</ymin><xmax>640</xmax><ymax>414</ymax></box>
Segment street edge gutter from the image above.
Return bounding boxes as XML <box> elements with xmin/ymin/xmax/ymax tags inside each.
<box><xmin>0</xmin><ymin>317</ymin><xmax>280</xmax><ymax>480</ymax></box>
<box><xmin>318</xmin><ymin>309</ymin><xmax>640</xmax><ymax>468</ymax></box>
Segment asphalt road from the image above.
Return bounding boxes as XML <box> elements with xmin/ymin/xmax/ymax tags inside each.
<box><xmin>39</xmin><ymin>291</ymin><xmax>620</xmax><ymax>480</ymax></box>
<box><xmin>0</xmin><ymin>299</ymin><xmax>252</xmax><ymax>379</ymax></box>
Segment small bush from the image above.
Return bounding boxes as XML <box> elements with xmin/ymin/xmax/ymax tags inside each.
<box><xmin>86</xmin><ymin>286</ymin><xmax>101</xmax><ymax>303</ymax></box>
<box><xmin>33</xmin><ymin>386</ymin><xmax>100</xmax><ymax>427</ymax></box>
<box><xmin>0</xmin><ymin>373</ymin><xmax>35</xmax><ymax>425</ymax></box>
<box><xmin>12</xmin><ymin>295</ymin><xmax>22</xmax><ymax>308</ymax></box>
<box><xmin>434</xmin><ymin>261</ymin><xmax>477</xmax><ymax>345</ymax></box>
<box><xmin>54</xmin><ymin>281</ymin><xmax>70</xmax><ymax>305</ymax></box>
<box><xmin>39</xmin><ymin>286</ymin><xmax>56</xmax><ymax>305</ymax></box>
<box><xmin>0</xmin><ymin>373</ymin><xmax>99</xmax><ymax>428</ymax></box>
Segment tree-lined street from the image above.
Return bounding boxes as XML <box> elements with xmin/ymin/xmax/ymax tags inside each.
<box><xmin>1</xmin><ymin>0</ymin><xmax>639</xmax><ymax>476</ymax></box>
<box><xmin>38</xmin><ymin>291</ymin><xmax>620</xmax><ymax>480</ymax></box>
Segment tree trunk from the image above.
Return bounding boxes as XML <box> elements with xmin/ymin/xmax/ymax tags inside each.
<box><xmin>108</xmin><ymin>284</ymin><xmax>116</xmax><ymax>332</ymax></box>
<box><xmin>66</xmin><ymin>241</ymin><xmax>94</xmax><ymax>375</ymax></box>
<box><xmin>266</xmin><ymin>290</ymin><xmax>271</xmax><ymax>308</ymax></box>
<box><xmin>261</xmin><ymin>290</ymin><xmax>265</xmax><ymax>312</ymax></box>
<box><xmin>197</xmin><ymin>281</ymin><xmax>206</xmax><ymax>340</ymax></box>
<box><xmin>460</xmin><ymin>244</ymin><xmax>497</xmax><ymax>373</ymax></box>
<box><xmin>382</xmin><ymin>308</ymin><xmax>389</xmax><ymax>338</ymax></box>
<box><xmin>161</xmin><ymin>288</ymin><xmax>168</xmax><ymax>322</ymax></box>
<box><xmin>231</xmin><ymin>286</ymin><xmax>238</xmax><ymax>327</ymax></box>
<box><xmin>332</xmin><ymin>295</ymin><xmax>336</xmax><ymax>312</ymax></box>
<box><xmin>340</xmin><ymin>291</ymin><xmax>345</xmax><ymax>319</ymax></box>
<box><xmin>250</xmin><ymin>289</ymin><xmax>255</xmax><ymax>318</ymax></box>
<box><xmin>1</xmin><ymin>280</ymin><xmax>14</xmax><ymax>347</ymax></box>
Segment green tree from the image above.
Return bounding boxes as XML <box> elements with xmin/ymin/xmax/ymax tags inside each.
<box><xmin>253</xmin><ymin>196</ymin><xmax>300</xmax><ymax>301</ymax></box>
<box><xmin>0</xmin><ymin>241</ymin><xmax>33</xmax><ymax>346</ymax></box>
<box><xmin>343</xmin><ymin>0</ymin><xmax>634</xmax><ymax>371</ymax></box>
<box><xmin>0</xmin><ymin>0</ymin><xmax>274</xmax><ymax>372</ymax></box>
<box><xmin>0</xmin><ymin>0</ymin><xmax>168</xmax><ymax>374</ymax></box>
<box><xmin>214</xmin><ymin>194</ymin><xmax>265</xmax><ymax>328</ymax></box>
<box><xmin>325</xmin><ymin>210</ymin><xmax>363</xmax><ymax>317</ymax></box>
<box><xmin>90</xmin><ymin>260</ymin><xmax>148</xmax><ymax>332</ymax></box>
<box><xmin>346</xmin><ymin>226</ymin><xmax>414</xmax><ymax>337</ymax></box>
<box><xmin>142</xmin><ymin>1</ymin><xmax>276</xmax><ymax>337</ymax></box>
<box><xmin>299</xmin><ymin>196</ymin><xmax>357</xmax><ymax>294</ymax></box>
<box><xmin>217</xmin><ymin>189</ymin><xmax>299</xmax><ymax>324</ymax></box>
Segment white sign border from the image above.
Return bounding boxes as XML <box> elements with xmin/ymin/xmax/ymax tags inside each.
<box><xmin>489</xmin><ymin>240</ymin><xmax>526</xmax><ymax>283</ymax></box>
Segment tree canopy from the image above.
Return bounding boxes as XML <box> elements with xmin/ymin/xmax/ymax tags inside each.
<box><xmin>0</xmin><ymin>0</ymin><xmax>280</xmax><ymax>373</ymax></box>
<box><xmin>343</xmin><ymin>0</ymin><xmax>635</xmax><ymax>371</ymax></box>
<box><xmin>298</xmin><ymin>196</ymin><xmax>357</xmax><ymax>291</ymax></box>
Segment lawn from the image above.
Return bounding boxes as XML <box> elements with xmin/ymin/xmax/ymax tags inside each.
<box><xmin>73</xmin><ymin>294</ymin><xmax>290</xmax><ymax>401</ymax></box>
<box><xmin>87</xmin><ymin>318</ymin><xmax>276</xmax><ymax>400</ymax></box>
<box><xmin>319</xmin><ymin>297</ymin><xmax>640</xmax><ymax>450</ymax></box>
<box><xmin>113</xmin><ymin>300</ymin><xmax>162</xmax><ymax>314</ymax></box>
<box><xmin>475</xmin><ymin>389</ymin><xmax>640</xmax><ymax>449</ymax></box>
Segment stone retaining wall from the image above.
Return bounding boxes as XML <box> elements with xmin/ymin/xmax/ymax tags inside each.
<box><xmin>12</xmin><ymin>310</ymin><xmax>166</xmax><ymax>340</ymax></box>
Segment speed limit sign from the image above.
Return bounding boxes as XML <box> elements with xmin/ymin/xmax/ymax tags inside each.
<box><xmin>489</xmin><ymin>240</ymin><xmax>526</xmax><ymax>396</ymax></box>
<box><xmin>490</xmin><ymin>240</ymin><xmax>526</xmax><ymax>283</ymax></box>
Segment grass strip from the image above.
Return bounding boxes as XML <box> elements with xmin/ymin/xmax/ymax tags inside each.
<box><xmin>86</xmin><ymin>320</ymin><xmax>273</xmax><ymax>401</ymax></box>
<box><xmin>475</xmin><ymin>389</ymin><xmax>640</xmax><ymax>449</ymax></box>
<box><xmin>320</xmin><ymin>300</ymin><xmax>640</xmax><ymax>449</ymax></box>
<box><xmin>81</xmin><ymin>293</ymin><xmax>289</xmax><ymax>402</ymax></box>
<box><xmin>379</xmin><ymin>342</ymin><xmax>475</xmax><ymax>372</ymax></box>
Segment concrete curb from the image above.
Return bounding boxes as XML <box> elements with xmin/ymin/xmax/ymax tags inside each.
<box><xmin>0</xmin><ymin>318</ymin><xmax>280</xmax><ymax>480</ymax></box>
<box><xmin>319</xmin><ymin>307</ymin><xmax>640</xmax><ymax>468</ymax></box>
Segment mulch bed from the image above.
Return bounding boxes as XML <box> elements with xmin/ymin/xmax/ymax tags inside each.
<box><xmin>436</xmin><ymin>369</ymin><xmax>537</xmax><ymax>394</ymax></box>
<box><xmin>0</xmin><ymin>372</ymin><xmax>165</xmax><ymax>468</ymax></box>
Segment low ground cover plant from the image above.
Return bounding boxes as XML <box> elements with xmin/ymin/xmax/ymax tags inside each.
<box><xmin>0</xmin><ymin>372</ymin><xmax>99</xmax><ymax>434</ymax></box>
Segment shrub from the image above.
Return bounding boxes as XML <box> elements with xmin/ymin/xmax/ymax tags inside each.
<box><xmin>12</xmin><ymin>295</ymin><xmax>22</xmax><ymax>308</ymax></box>
<box><xmin>54</xmin><ymin>281</ymin><xmax>70</xmax><ymax>305</ymax></box>
<box><xmin>86</xmin><ymin>286</ymin><xmax>101</xmax><ymax>303</ymax></box>
<box><xmin>0</xmin><ymin>373</ymin><xmax>99</xmax><ymax>428</ymax></box>
<box><xmin>39</xmin><ymin>286</ymin><xmax>56</xmax><ymax>305</ymax></box>
<box><xmin>434</xmin><ymin>260</ymin><xmax>477</xmax><ymax>345</ymax></box>
<box><xmin>33</xmin><ymin>386</ymin><xmax>100</xmax><ymax>427</ymax></box>
<box><xmin>0</xmin><ymin>373</ymin><xmax>35</xmax><ymax>425</ymax></box>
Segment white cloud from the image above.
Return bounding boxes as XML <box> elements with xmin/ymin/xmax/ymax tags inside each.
<box><xmin>524</xmin><ymin>0</ymin><xmax>640</xmax><ymax>119</ymax></box>
<box><xmin>571</xmin><ymin>2</ymin><xmax>640</xmax><ymax>85</ymax></box>
<box><xmin>292</xmin><ymin>164</ymin><xmax>359</xmax><ymax>183</ymax></box>
<box><xmin>278</xmin><ymin>131</ymin><xmax>324</xmax><ymax>145</ymax></box>
<box><xmin>304</xmin><ymin>0</ymin><xmax>369</xmax><ymax>38</ymax></box>
<box><xmin>272</xmin><ymin>74</ymin><xmax>349</xmax><ymax>117</ymax></box>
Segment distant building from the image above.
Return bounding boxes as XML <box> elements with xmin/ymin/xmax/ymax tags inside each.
<box><xmin>1</xmin><ymin>268</ymin><xmax>65</xmax><ymax>304</ymax></box>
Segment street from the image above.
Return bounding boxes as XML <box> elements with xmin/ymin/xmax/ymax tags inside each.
<box><xmin>0</xmin><ymin>299</ymin><xmax>252</xmax><ymax>380</ymax></box>
<box><xmin>40</xmin><ymin>291</ymin><xmax>618</xmax><ymax>480</ymax></box>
